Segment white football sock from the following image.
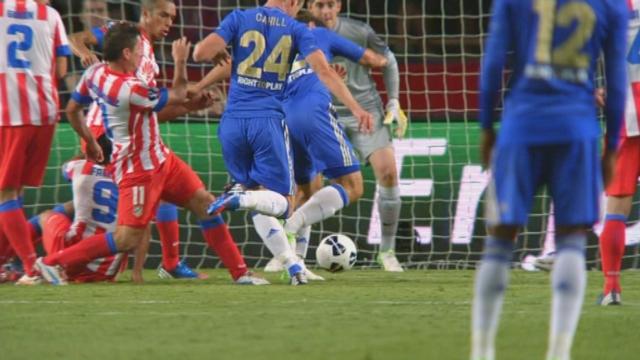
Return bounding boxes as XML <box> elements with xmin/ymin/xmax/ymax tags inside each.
<box><xmin>251</xmin><ymin>213</ymin><xmax>298</xmax><ymax>268</ymax></box>
<box><xmin>239</xmin><ymin>190</ymin><xmax>289</xmax><ymax>218</ymax></box>
<box><xmin>471</xmin><ymin>236</ymin><xmax>513</xmax><ymax>360</ymax></box>
<box><xmin>377</xmin><ymin>185</ymin><xmax>401</xmax><ymax>253</ymax></box>
<box><xmin>546</xmin><ymin>234</ymin><xmax>586</xmax><ymax>360</ymax></box>
<box><xmin>284</xmin><ymin>184</ymin><xmax>347</xmax><ymax>234</ymax></box>
<box><xmin>295</xmin><ymin>225</ymin><xmax>312</xmax><ymax>259</ymax></box>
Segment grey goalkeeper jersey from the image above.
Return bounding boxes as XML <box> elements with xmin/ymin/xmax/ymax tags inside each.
<box><xmin>331</xmin><ymin>16</ymin><xmax>387</xmax><ymax>117</ymax></box>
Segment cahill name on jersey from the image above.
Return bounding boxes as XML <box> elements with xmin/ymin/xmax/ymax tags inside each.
<box><xmin>215</xmin><ymin>6</ymin><xmax>318</xmax><ymax>118</ymax></box>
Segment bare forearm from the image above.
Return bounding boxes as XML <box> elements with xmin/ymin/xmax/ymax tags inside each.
<box><xmin>157</xmin><ymin>104</ymin><xmax>190</xmax><ymax>122</ymax></box>
<box><xmin>69</xmin><ymin>32</ymin><xmax>95</xmax><ymax>58</ymax></box>
<box><xmin>67</xmin><ymin>106</ymin><xmax>93</xmax><ymax>143</ymax></box>
<box><xmin>317</xmin><ymin>67</ymin><xmax>360</xmax><ymax>113</ymax></box>
<box><xmin>195</xmin><ymin>63</ymin><xmax>231</xmax><ymax>92</ymax></box>
<box><xmin>56</xmin><ymin>57</ymin><xmax>68</xmax><ymax>79</ymax></box>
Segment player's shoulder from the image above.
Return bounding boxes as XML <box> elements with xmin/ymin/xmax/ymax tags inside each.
<box><xmin>338</xmin><ymin>16</ymin><xmax>373</xmax><ymax>34</ymax></box>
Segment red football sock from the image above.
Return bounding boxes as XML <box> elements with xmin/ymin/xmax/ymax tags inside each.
<box><xmin>0</xmin><ymin>232</ymin><xmax>15</xmax><ymax>267</ymax></box>
<box><xmin>157</xmin><ymin>220</ymin><xmax>180</xmax><ymax>270</ymax></box>
<box><xmin>44</xmin><ymin>233</ymin><xmax>115</xmax><ymax>269</ymax></box>
<box><xmin>599</xmin><ymin>215</ymin><xmax>626</xmax><ymax>293</ymax></box>
<box><xmin>200</xmin><ymin>216</ymin><xmax>247</xmax><ymax>280</ymax></box>
<box><xmin>0</xmin><ymin>206</ymin><xmax>37</xmax><ymax>275</ymax></box>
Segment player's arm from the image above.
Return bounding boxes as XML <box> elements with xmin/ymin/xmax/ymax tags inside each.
<box><xmin>601</xmin><ymin>3</ymin><xmax>629</xmax><ymax>186</ymax></box>
<box><xmin>189</xmin><ymin>62</ymin><xmax>232</xmax><ymax>95</ymax></box>
<box><xmin>363</xmin><ymin>24</ymin><xmax>407</xmax><ymax>137</ymax></box>
<box><xmin>478</xmin><ymin>0</ymin><xmax>511</xmax><ymax>168</ymax></box>
<box><xmin>53</xmin><ymin>10</ymin><xmax>72</xmax><ymax>78</ymax></box>
<box><xmin>69</xmin><ymin>27</ymin><xmax>103</xmax><ymax>68</ymax></box>
<box><xmin>329</xmin><ymin>30</ymin><xmax>387</xmax><ymax>69</ymax></box>
<box><xmin>153</xmin><ymin>38</ymin><xmax>194</xmax><ymax>121</ymax></box>
<box><xmin>305</xmin><ymin>49</ymin><xmax>373</xmax><ymax>133</ymax></box>
<box><xmin>67</xmin><ymin>99</ymin><xmax>104</xmax><ymax>163</ymax></box>
<box><xmin>193</xmin><ymin>10</ymin><xmax>239</xmax><ymax>65</ymax></box>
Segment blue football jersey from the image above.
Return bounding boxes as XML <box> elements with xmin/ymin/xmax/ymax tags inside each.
<box><xmin>480</xmin><ymin>0</ymin><xmax>628</xmax><ymax>148</ymax></box>
<box><xmin>284</xmin><ymin>26</ymin><xmax>365</xmax><ymax>100</ymax></box>
<box><xmin>215</xmin><ymin>7</ymin><xmax>318</xmax><ymax>117</ymax></box>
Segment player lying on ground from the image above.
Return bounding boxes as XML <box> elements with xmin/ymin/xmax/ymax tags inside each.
<box><xmin>68</xmin><ymin>0</ymin><xmax>204</xmax><ymax>280</ymax></box>
<box><xmin>0</xmin><ymin>0</ymin><xmax>71</xmax><ymax>285</ymax></box>
<box><xmin>193</xmin><ymin>0</ymin><xmax>372</xmax><ymax>285</ymax></box>
<box><xmin>472</xmin><ymin>1</ymin><xmax>626</xmax><ymax>360</ymax></box>
<box><xmin>307</xmin><ymin>0</ymin><xmax>406</xmax><ymax>272</ymax></box>
<box><xmin>36</xmin><ymin>22</ymin><xmax>268</xmax><ymax>286</ymax></box>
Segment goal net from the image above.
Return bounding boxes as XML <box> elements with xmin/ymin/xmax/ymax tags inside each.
<box><xmin>31</xmin><ymin>0</ymin><xmax>639</xmax><ymax>271</ymax></box>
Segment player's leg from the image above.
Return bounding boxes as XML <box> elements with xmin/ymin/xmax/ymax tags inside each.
<box><xmin>155</xmin><ymin>201</ymin><xmax>181</xmax><ymax>273</ymax></box>
<box><xmin>160</xmin><ymin>153</ymin><xmax>263</xmax><ymax>284</ymax></box>
<box><xmin>39</xmin><ymin>209</ymin><xmax>73</xmax><ymax>255</ymax></box>
<box><xmin>293</xmin><ymin>175</ymin><xmax>323</xmax><ymax>259</ymax></box>
<box><xmin>597</xmin><ymin>136</ymin><xmax>639</xmax><ymax>304</ymax></box>
<box><xmin>545</xmin><ymin>140</ymin><xmax>600</xmax><ymax>360</ymax></box>
<box><xmin>0</xmin><ymin>125</ymin><xmax>55</xmax><ymax>282</ymax></box>
<box><xmin>471</xmin><ymin>142</ymin><xmax>540</xmax><ymax>360</ymax></box>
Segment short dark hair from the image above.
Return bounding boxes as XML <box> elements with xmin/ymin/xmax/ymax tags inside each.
<box><xmin>96</xmin><ymin>134</ymin><xmax>113</xmax><ymax>165</ymax></box>
<box><xmin>103</xmin><ymin>21</ymin><xmax>139</xmax><ymax>62</ymax></box>
<box><xmin>295</xmin><ymin>9</ymin><xmax>324</xmax><ymax>27</ymax></box>
<box><xmin>141</xmin><ymin>0</ymin><xmax>174</xmax><ymax>11</ymax></box>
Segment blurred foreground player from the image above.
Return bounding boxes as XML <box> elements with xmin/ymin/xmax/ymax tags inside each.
<box><xmin>36</xmin><ymin>22</ymin><xmax>267</xmax><ymax>286</ymax></box>
<box><xmin>472</xmin><ymin>1</ymin><xmax>627</xmax><ymax>360</ymax></box>
<box><xmin>0</xmin><ymin>0</ymin><xmax>70</xmax><ymax>285</ymax></box>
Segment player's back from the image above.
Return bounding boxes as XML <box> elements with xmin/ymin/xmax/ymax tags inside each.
<box><xmin>285</xmin><ymin>27</ymin><xmax>363</xmax><ymax>103</ymax></box>
<box><xmin>497</xmin><ymin>0</ymin><xmax>626</xmax><ymax>144</ymax></box>
<box><xmin>62</xmin><ymin>159</ymin><xmax>118</xmax><ymax>239</ymax></box>
<box><xmin>0</xmin><ymin>0</ymin><xmax>69</xmax><ymax>126</ymax></box>
<box><xmin>217</xmin><ymin>7</ymin><xmax>317</xmax><ymax>118</ymax></box>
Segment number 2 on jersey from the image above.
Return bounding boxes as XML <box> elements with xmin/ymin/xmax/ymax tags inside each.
<box><xmin>237</xmin><ymin>30</ymin><xmax>292</xmax><ymax>81</ymax></box>
<box><xmin>533</xmin><ymin>0</ymin><xmax>596</xmax><ymax>69</ymax></box>
<box><xmin>7</xmin><ymin>24</ymin><xmax>33</xmax><ymax>69</ymax></box>
<box><xmin>92</xmin><ymin>180</ymin><xmax>118</xmax><ymax>224</ymax></box>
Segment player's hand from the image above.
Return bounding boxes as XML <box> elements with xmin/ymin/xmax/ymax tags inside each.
<box><xmin>171</xmin><ymin>37</ymin><xmax>191</xmax><ymax>63</ymax></box>
<box><xmin>384</xmin><ymin>98</ymin><xmax>408</xmax><ymax>139</ymax></box>
<box><xmin>210</xmin><ymin>49</ymin><xmax>231</xmax><ymax>67</ymax></box>
<box><xmin>85</xmin><ymin>138</ymin><xmax>104</xmax><ymax>164</ymax></box>
<box><xmin>480</xmin><ymin>128</ymin><xmax>496</xmax><ymax>169</ymax></box>
<box><xmin>80</xmin><ymin>52</ymin><xmax>100</xmax><ymax>68</ymax></box>
<box><xmin>353</xmin><ymin>108</ymin><xmax>373</xmax><ymax>134</ymax></box>
<box><xmin>184</xmin><ymin>90</ymin><xmax>217</xmax><ymax>111</ymax></box>
<box><xmin>602</xmin><ymin>148</ymin><xmax>617</xmax><ymax>189</ymax></box>
<box><xmin>595</xmin><ymin>88</ymin><xmax>606</xmax><ymax>108</ymax></box>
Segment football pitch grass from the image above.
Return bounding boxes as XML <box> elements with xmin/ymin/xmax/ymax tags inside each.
<box><xmin>1</xmin><ymin>270</ymin><xmax>638</xmax><ymax>360</ymax></box>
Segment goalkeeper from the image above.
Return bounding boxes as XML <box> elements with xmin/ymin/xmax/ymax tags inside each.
<box><xmin>307</xmin><ymin>0</ymin><xmax>406</xmax><ymax>271</ymax></box>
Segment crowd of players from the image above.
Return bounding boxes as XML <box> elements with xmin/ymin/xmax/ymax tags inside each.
<box><xmin>0</xmin><ymin>0</ymin><xmax>407</xmax><ymax>286</ymax></box>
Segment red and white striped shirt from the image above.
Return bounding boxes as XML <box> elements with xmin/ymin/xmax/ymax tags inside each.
<box><xmin>72</xmin><ymin>63</ymin><xmax>169</xmax><ymax>183</ymax></box>
<box><xmin>0</xmin><ymin>0</ymin><xmax>70</xmax><ymax>127</ymax></box>
<box><xmin>86</xmin><ymin>28</ymin><xmax>158</xmax><ymax>127</ymax></box>
<box><xmin>62</xmin><ymin>159</ymin><xmax>125</xmax><ymax>277</ymax></box>
<box><xmin>625</xmin><ymin>0</ymin><xmax>640</xmax><ymax>137</ymax></box>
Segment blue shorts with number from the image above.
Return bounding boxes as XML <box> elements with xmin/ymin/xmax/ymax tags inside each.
<box><xmin>487</xmin><ymin>138</ymin><xmax>601</xmax><ymax>226</ymax></box>
<box><xmin>283</xmin><ymin>96</ymin><xmax>360</xmax><ymax>185</ymax></box>
<box><xmin>218</xmin><ymin>115</ymin><xmax>294</xmax><ymax>195</ymax></box>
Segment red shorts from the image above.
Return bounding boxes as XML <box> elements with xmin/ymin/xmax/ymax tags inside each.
<box><xmin>0</xmin><ymin>124</ymin><xmax>56</xmax><ymax>189</ymax></box>
<box><xmin>606</xmin><ymin>136</ymin><xmax>640</xmax><ymax>196</ymax></box>
<box><xmin>117</xmin><ymin>152</ymin><xmax>204</xmax><ymax>227</ymax></box>
<box><xmin>42</xmin><ymin>212</ymin><xmax>73</xmax><ymax>255</ymax></box>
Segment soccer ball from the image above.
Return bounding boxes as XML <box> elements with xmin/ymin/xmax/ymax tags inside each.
<box><xmin>315</xmin><ymin>234</ymin><xmax>357</xmax><ymax>272</ymax></box>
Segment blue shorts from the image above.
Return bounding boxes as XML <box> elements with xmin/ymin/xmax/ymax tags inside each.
<box><xmin>218</xmin><ymin>115</ymin><xmax>294</xmax><ymax>195</ymax></box>
<box><xmin>284</xmin><ymin>98</ymin><xmax>360</xmax><ymax>185</ymax></box>
<box><xmin>487</xmin><ymin>139</ymin><xmax>601</xmax><ymax>226</ymax></box>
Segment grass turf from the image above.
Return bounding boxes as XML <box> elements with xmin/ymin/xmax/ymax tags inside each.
<box><xmin>0</xmin><ymin>270</ymin><xmax>638</xmax><ymax>360</ymax></box>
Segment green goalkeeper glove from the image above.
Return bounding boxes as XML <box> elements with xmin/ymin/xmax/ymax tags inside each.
<box><xmin>383</xmin><ymin>98</ymin><xmax>408</xmax><ymax>139</ymax></box>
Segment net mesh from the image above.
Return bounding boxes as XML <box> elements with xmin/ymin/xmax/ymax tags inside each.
<box><xmin>27</xmin><ymin>0</ymin><xmax>640</xmax><ymax>270</ymax></box>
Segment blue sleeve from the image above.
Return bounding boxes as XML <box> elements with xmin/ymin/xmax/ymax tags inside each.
<box><xmin>293</xmin><ymin>22</ymin><xmax>318</xmax><ymax>58</ymax></box>
<box><xmin>328</xmin><ymin>30</ymin><xmax>365</xmax><ymax>63</ymax></box>
<box><xmin>215</xmin><ymin>10</ymin><xmax>240</xmax><ymax>44</ymax></box>
<box><xmin>71</xmin><ymin>91</ymin><xmax>93</xmax><ymax>105</ymax></box>
<box><xmin>479</xmin><ymin>0</ymin><xmax>512</xmax><ymax>130</ymax></box>
<box><xmin>152</xmin><ymin>88</ymin><xmax>169</xmax><ymax>113</ymax></box>
<box><xmin>91</xmin><ymin>26</ymin><xmax>105</xmax><ymax>50</ymax></box>
<box><xmin>603</xmin><ymin>4</ymin><xmax>629</xmax><ymax>150</ymax></box>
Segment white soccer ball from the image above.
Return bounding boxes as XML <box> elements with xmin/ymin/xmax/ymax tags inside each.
<box><xmin>315</xmin><ymin>234</ymin><xmax>357</xmax><ymax>272</ymax></box>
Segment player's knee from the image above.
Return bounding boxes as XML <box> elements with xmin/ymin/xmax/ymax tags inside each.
<box><xmin>377</xmin><ymin>166</ymin><xmax>398</xmax><ymax>187</ymax></box>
